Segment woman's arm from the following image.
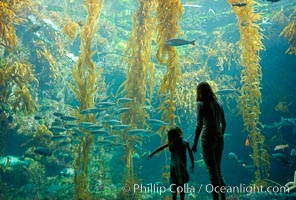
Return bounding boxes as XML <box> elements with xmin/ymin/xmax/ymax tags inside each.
<box><xmin>221</xmin><ymin>105</ymin><xmax>226</xmax><ymax>135</ymax></box>
<box><xmin>192</xmin><ymin>102</ymin><xmax>203</xmax><ymax>152</ymax></box>
<box><xmin>148</xmin><ymin>144</ymin><xmax>169</xmax><ymax>159</ymax></box>
<box><xmin>186</xmin><ymin>142</ymin><xmax>194</xmax><ymax>171</ymax></box>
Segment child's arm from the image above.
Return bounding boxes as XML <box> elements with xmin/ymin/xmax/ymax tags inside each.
<box><xmin>148</xmin><ymin>144</ymin><xmax>169</xmax><ymax>159</ymax></box>
<box><xmin>186</xmin><ymin>142</ymin><xmax>194</xmax><ymax>171</ymax></box>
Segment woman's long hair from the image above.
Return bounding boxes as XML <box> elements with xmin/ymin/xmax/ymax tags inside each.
<box><xmin>168</xmin><ymin>126</ymin><xmax>183</xmax><ymax>151</ymax></box>
<box><xmin>196</xmin><ymin>81</ymin><xmax>217</xmax><ymax>102</ymax></box>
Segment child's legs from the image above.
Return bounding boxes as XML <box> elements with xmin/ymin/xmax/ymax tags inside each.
<box><xmin>171</xmin><ymin>184</ymin><xmax>185</xmax><ymax>200</ymax></box>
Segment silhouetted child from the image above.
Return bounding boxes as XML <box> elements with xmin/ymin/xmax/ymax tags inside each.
<box><xmin>148</xmin><ymin>126</ymin><xmax>194</xmax><ymax>200</ymax></box>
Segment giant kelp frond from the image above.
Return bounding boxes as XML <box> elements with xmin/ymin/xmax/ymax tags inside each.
<box><xmin>228</xmin><ymin>0</ymin><xmax>270</xmax><ymax>186</ymax></box>
<box><xmin>155</xmin><ymin>0</ymin><xmax>183</xmax><ymax>128</ymax></box>
<box><xmin>36</xmin><ymin>45</ymin><xmax>60</xmax><ymax>79</ymax></box>
<box><xmin>70</xmin><ymin>1</ymin><xmax>104</xmax><ymax>200</ymax></box>
<box><xmin>118</xmin><ymin>2</ymin><xmax>154</xmax><ymax>198</ymax></box>
<box><xmin>0</xmin><ymin>59</ymin><xmax>36</xmax><ymax>113</ymax></box>
<box><xmin>71</xmin><ymin>0</ymin><xmax>104</xmax><ymax>111</ymax></box>
<box><xmin>0</xmin><ymin>0</ymin><xmax>33</xmax><ymax>51</ymax></box>
<box><xmin>280</xmin><ymin>8</ymin><xmax>296</xmax><ymax>55</ymax></box>
<box><xmin>120</xmin><ymin>0</ymin><xmax>154</xmax><ymax>128</ymax></box>
<box><xmin>62</xmin><ymin>20</ymin><xmax>80</xmax><ymax>40</ymax></box>
<box><xmin>156</xmin><ymin>0</ymin><xmax>183</xmax><ymax>65</ymax></box>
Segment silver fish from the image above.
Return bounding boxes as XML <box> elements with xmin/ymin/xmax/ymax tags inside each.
<box><xmin>231</xmin><ymin>2</ymin><xmax>247</xmax><ymax>7</ymax></box>
<box><xmin>127</xmin><ymin>129</ymin><xmax>155</xmax><ymax>137</ymax></box>
<box><xmin>72</xmin><ymin>128</ymin><xmax>86</xmax><ymax>137</ymax></box>
<box><xmin>97</xmin><ymin>101</ymin><xmax>116</xmax><ymax>108</ymax></box>
<box><xmin>83</xmin><ymin>124</ymin><xmax>104</xmax><ymax>131</ymax></box>
<box><xmin>114</xmin><ymin>107</ymin><xmax>131</xmax><ymax>114</ymax></box>
<box><xmin>60</xmin><ymin>115</ymin><xmax>78</xmax><ymax>121</ymax></box>
<box><xmin>105</xmin><ymin>135</ymin><xmax>121</xmax><ymax>141</ymax></box>
<box><xmin>79</xmin><ymin>122</ymin><xmax>94</xmax><ymax>127</ymax></box>
<box><xmin>53</xmin><ymin>112</ymin><xmax>64</xmax><ymax>117</ymax></box>
<box><xmin>97</xmin><ymin>140</ymin><xmax>113</xmax><ymax>146</ymax></box>
<box><xmin>80</xmin><ymin>107</ymin><xmax>104</xmax><ymax>115</ymax></box>
<box><xmin>216</xmin><ymin>88</ymin><xmax>240</xmax><ymax>95</ymax></box>
<box><xmin>117</xmin><ymin>98</ymin><xmax>133</xmax><ymax>104</ymax></box>
<box><xmin>147</xmin><ymin>119</ymin><xmax>169</xmax><ymax>126</ymax></box>
<box><xmin>49</xmin><ymin>126</ymin><xmax>66</xmax><ymax>133</ymax></box>
<box><xmin>64</xmin><ymin>124</ymin><xmax>78</xmax><ymax>129</ymax></box>
<box><xmin>112</xmin><ymin>124</ymin><xmax>129</xmax><ymax>131</ymax></box>
<box><xmin>51</xmin><ymin>135</ymin><xmax>70</xmax><ymax>141</ymax></box>
<box><xmin>89</xmin><ymin>129</ymin><xmax>109</xmax><ymax>135</ymax></box>
<box><xmin>104</xmin><ymin>119</ymin><xmax>122</xmax><ymax>125</ymax></box>
<box><xmin>166</xmin><ymin>38</ymin><xmax>195</xmax><ymax>46</ymax></box>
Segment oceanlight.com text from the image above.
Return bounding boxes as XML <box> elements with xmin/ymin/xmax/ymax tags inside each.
<box><xmin>122</xmin><ymin>183</ymin><xmax>290</xmax><ymax>195</ymax></box>
<box><xmin>204</xmin><ymin>184</ymin><xmax>290</xmax><ymax>194</ymax></box>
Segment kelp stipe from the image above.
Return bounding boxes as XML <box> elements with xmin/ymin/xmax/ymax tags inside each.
<box><xmin>228</xmin><ymin>0</ymin><xmax>270</xmax><ymax>186</ymax></box>
<box><xmin>280</xmin><ymin>8</ymin><xmax>296</xmax><ymax>55</ymax></box>
<box><xmin>70</xmin><ymin>0</ymin><xmax>104</xmax><ymax>199</ymax></box>
<box><xmin>0</xmin><ymin>0</ymin><xmax>33</xmax><ymax>52</ymax></box>
<box><xmin>118</xmin><ymin>0</ymin><xmax>155</xmax><ymax>199</ymax></box>
<box><xmin>155</xmin><ymin>0</ymin><xmax>183</xmax><ymax>132</ymax></box>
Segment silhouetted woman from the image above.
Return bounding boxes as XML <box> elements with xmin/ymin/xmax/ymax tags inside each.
<box><xmin>191</xmin><ymin>82</ymin><xmax>226</xmax><ymax>200</ymax></box>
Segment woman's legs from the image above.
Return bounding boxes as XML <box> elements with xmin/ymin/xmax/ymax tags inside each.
<box><xmin>202</xmin><ymin>146</ymin><xmax>220</xmax><ymax>200</ymax></box>
<box><xmin>216</xmin><ymin>138</ymin><xmax>226</xmax><ymax>200</ymax></box>
<box><xmin>202</xmin><ymin>137</ymin><xmax>225</xmax><ymax>200</ymax></box>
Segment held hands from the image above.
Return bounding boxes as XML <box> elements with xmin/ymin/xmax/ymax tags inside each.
<box><xmin>190</xmin><ymin>164</ymin><xmax>194</xmax><ymax>173</ymax></box>
<box><xmin>148</xmin><ymin>153</ymin><xmax>153</xmax><ymax>159</ymax></box>
<box><xmin>191</xmin><ymin>146</ymin><xmax>197</xmax><ymax>153</ymax></box>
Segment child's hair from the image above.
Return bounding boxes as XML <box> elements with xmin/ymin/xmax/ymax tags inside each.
<box><xmin>168</xmin><ymin>126</ymin><xmax>183</xmax><ymax>151</ymax></box>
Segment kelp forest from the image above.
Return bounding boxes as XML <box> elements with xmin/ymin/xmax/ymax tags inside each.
<box><xmin>0</xmin><ymin>0</ymin><xmax>296</xmax><ymax>199</ymax></box>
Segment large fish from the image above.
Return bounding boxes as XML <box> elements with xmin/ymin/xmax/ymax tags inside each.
<box><xmin>34</xmin><ymin>147</ymin><xmax>52</xmax><ymax>157</ymax></box>
<box><xmin>0</xmin><ymin>156</ymin><xmax>30</xmax><ymax>167</ymax></box>
<box><xmin>61</xmin><ymin>168</ymin><xmax>75</xmax><ymax>177</ymax></box>
<box><xmin>166</xmin><ymin>38</ymin><xmax>195</xmax><ymax>47</ymax></box>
